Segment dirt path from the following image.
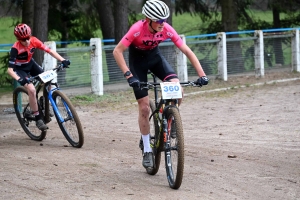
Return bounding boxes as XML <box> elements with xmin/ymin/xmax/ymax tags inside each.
<box><xmin>0</xmin><ymin>80</ymin><xmax>300</xmax><ymax>200</ymax></box>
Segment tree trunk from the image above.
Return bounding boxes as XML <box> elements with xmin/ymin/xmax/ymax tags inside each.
<box><xmin>22</xmin><ymin>0</ymin><xmax>34</xmax><ymax>27</ymax></box>
<box><xmin>33</xmin><ymin>0</ymin><xmax>49</xmax><ymax>67</ymax></box>
<box><xmin>95</xmin><ymin>0</ymin><xmax>117</xmax><ymax>82</ymax></box>
<box><xmin>162</xmin><ymin>0</ymin><xmax>172</xmax><ymax>25</ymax></box>
<box><xmin>114</xmin><ymin>0</ymin><xmax>128</xmax><ymax>43</ymax></box>
<box><xmin>110</xmin><ymin>0</ymin><xmax>129</xmax><ymax>81</ymax></box>
<box><xmin>96</xmin><ymin>0</ymin><xmax>115</xmax><ymax>43</ymax></box>
<box><xmin>272</xmin><ymin>7</ymin><xmax>284</xmax><ymax>66</ymax></box>
<box><xmin>221</xmin><ymin>0</ymin><xmax>244</xmax><ymax>74</ymax></box>
<box><xmin>160</xmin><ymin>0</ymin><xmax>176</xmax><ymax>74</ymax></box>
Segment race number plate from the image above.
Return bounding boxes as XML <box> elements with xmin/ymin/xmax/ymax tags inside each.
<box><xmin>160</xmin><ymin>82</ymin><xmax>182</xmax><ymax>99</ymax></box>
<box><xmin>38</xmin><ymin>70</ymin><xmax>57</xmax><ymax>83</ymax></box>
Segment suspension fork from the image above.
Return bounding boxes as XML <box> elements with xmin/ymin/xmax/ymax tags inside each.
<box><xmin>43</xmin><ymin>85</ymin><xmax>51</xmax><ymax>123</ymax></box>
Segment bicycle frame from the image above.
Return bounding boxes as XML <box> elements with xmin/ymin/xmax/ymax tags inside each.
<box><xmin>147</xmin><ymin>73</ymin><xmax>180</xmax><ymax>150</ymax></box>
<box><xmin>28</xmin><ymin>67</ymin><xmax>71</xmax><ymax>125</ymax></box>
<box><xmin>35</xmin><ymin>78</ymin><xmax>74</xmax><ymax>124</ymax></box>
<box><xmin>140</xmin><ymin>72</ymin><xmax>199</xmax><ymax>188</ymax></box>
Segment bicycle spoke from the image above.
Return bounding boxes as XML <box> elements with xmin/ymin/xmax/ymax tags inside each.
<box><xmin>53</xmin><ymin>90</ymin><xmax>84</xmax><ymax>148</ymax></box>
<box><xmin>165</xmin><ymin>107</ymin><xmax>184</xmax><ymax>189</ymax></box>
<box><xmin>13</xmin><ymin>86</ymin><xmax>46</xmax><ymax>141</ymax></box>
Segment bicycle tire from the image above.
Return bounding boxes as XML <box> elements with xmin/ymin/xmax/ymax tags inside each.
<box><xmin>146</xmin><ymin>100</ymin><xmax>163</xmax><ymax>175</ymax></box>
<box><xmin>52</xmin><ymin>90</ymin><xmax>84</xmax><ymax>148</ymax></box>
<box><xmin>13</xmin><ymin>86</ymin><xmax>47</xmax><ymax>141</ymax></box>
<box><xmin>165</xmin><ymin>106</ymin><xmax>184</xmax><ymax>189</ymax></box>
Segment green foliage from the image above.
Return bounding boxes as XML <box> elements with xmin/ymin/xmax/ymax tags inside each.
<box><xmin>0</xmin><ymin>53</ymin><xmax>13</xmax><ymax>86</ymax></box>
<box><xmin>0</xmin><ymin>17</ymin><xmax>18</xmax><ymax>44</ymax></box>
<box><xmin>48</xmin><ymin>0</ymin><xmax>101</xmax><ymax>43</ymax></box>
<box><xmin>70</xmin><ymin>91</ymin><xmax>133</xmax><ymax>106</ymax></box>
<box><xmin>128</xmin><ymin>10</ymin><xmax>144</xmax><ymax>27</ymax></box>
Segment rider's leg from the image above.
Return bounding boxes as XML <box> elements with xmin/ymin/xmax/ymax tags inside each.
<box><xmin>137</xmin><ymin>95</ymin><xmax>154</xmax><ymax>168</ymax></box>
<box><xmin>169</xmin><ymin>78</ymin><xmax>183</xmax><ymax>105</ymax></box>
<box><xmin>137</xmin><ymin>96</ymin><xmax>152</xmax><ymax>153</ymax></box>
<box><xmin>25</xmin><ymin>83</ymin><xmax>48</xmax><ymax>130</ymax></box>
<box><xmin>26</xmin><ymin>83</ymin><xmax>38</xmax><ymax>113</ymax></box>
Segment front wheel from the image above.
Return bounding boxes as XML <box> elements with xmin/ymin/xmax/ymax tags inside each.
<box><xmin>52</xmin><ymin>90</ymin><xmax>84</xmax><ymax>148</ymax></box>
<box><xmin>146</xmin><ymin>100</ymin><xmax>162</xmax><ymax>175</ymax></box>
<box><xmin>13</xmin><ymin>86</ymin><xmax>47</xmax><ymax>141</ymax></box>
<box><xmin>165</xmin><ymin>106</ymin><xmax>184</xmax><ymax>189</ymax></box>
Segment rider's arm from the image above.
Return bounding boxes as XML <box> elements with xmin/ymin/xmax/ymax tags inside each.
<box><xmin>178</xmin><ymin>43</ymin><xmax>206</xmax><ymax>77</ymax></box>
<box><xmin>48</xmin><ymin>50</ymin><xmax>65</xmax><ymax>62</ymax></box>
<box><xmin>113</xmin><ymin>42</ymin><xmax>133</xmax><ymax>79</ymax></box>
<box><xmin>33</xmin><ymin>37</ymin><xmax>65</xmax><ymax>62</ymax></box>
<box><xmin>7</xmin><ymin>67</ymin><xmax>20</xmax><ymax>81</ymax></box>
<box><xmin>7</xmin><ymin>48</ymin><xmax>20</xmax><ymax>80</ymax></box>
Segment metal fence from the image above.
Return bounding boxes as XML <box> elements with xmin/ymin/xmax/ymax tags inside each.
<box><xmin>1</xmin><ymin>28</ymin><xmax>299</xmax><ymax>94</ymax></box>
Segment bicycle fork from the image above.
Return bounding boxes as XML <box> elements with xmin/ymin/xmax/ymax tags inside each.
<box><xmin>162</xmin><ymin>118</ymin><xmax>172</xmax><ymax>167</ymax></box>
<box><xmin>48</xmin><ymin>89</ymin><xmax>73</xmax><ymax>123</ymax></box>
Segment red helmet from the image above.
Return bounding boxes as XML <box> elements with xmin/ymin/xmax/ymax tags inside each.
<box><xmin>14</xmin><ymin>23</ymin><xmax>31</xmax><ymax>39</ymax></box>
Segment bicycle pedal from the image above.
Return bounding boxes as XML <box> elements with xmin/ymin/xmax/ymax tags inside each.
<box><xmin>24</xmin><ymin>113</ymin><xmax>35</xmax><ymax>121</ymax></box>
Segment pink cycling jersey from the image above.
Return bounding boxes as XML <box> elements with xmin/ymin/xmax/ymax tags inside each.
<box><xmin>121</xmin><ymin>20</ymin><xmax>183</xmax><ymax>50</ymax></box>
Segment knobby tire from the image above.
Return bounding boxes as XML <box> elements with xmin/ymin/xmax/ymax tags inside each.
<box><xmin>146</xmin><ymin>100</ymin><xmax>163</xmax><ymax>175</ymax></box>
<box><xmin>52</xmin><ymin>90</ymin><xmax>84</xmax><ymax>148</ymax></box>
<box><xmin>13</xmin><ymin>86</ymin><xmax>47</xmax><ymax>141</ymax></box>
<box><xmin>165</xmin><ymin>106</ymin><xmax>184</xmax><ymax>189</ymax></box>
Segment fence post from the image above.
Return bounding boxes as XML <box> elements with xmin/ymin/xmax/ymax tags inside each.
<box><xmin>43</xmin><ymin>41</ymin><xmax>57</xmax><ymax>82</ymax></box>
<box><xmin>90</xmin><ymin>38</ymin><xmax>103</xmax><ymax>95</ymax></box>
<box><xmin>292</xmin><ymin>29</ymin><xmax>300</xmax><ymax>72</ymax></box>
<box><xmin>217</xmin><ymin>32</ymin><xmax>227</xmax><ymax>81</ymax></box>
<box><xmin>254</xmin><ymin>30</ymin><xmax>264</xmax><ymax>77</ymax></box>
<box><xmin>176</xmin><ymin>35</ymin><xmax>188</xmax><ymax>82</ymax></box>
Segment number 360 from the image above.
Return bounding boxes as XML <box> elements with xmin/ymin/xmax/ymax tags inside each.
<box><xmin>163</xmin><ymin>85</ymin><xmax>180</xmax><ymax>92</ymax></box>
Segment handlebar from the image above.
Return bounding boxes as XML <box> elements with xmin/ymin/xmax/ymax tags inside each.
<box><xmin>139</xmin><ymin>81</ymin><xmax>200</xmax><ymax>90</ymax></box>
<box><xmin>27</xmin><ymin>64</ymin><xmax>66</xmax><ymax>83</ymax></box>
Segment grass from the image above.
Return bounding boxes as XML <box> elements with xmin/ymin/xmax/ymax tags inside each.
<box><xmin>0</xmin><ymin>85</ymin><xmax>13</xmax><ymax>93</ymax></box>
<box><xmin>68</xmin><ymin>69</ymin><xmax>300</xmax><ymax>108</ymax></box>
<box><xmin>0</xmin><ymin>17</ymin><xmax>17</xmax><ymax>44</ymax></box>
<box><xmin>70</xmin><ymin>89</ymin><xmax>135</xmax><ymax>108</ymax></box>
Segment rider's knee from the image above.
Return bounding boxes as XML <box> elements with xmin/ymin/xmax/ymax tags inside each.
<box><xmin>26</xmin><ymin>85</ymin><xmax>36</xmax><ymax>95</ymax></box>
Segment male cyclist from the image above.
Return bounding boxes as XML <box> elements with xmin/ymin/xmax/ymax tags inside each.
<box><xmin>7</xmin><ymin>23</ymin><xmax>70</xmax><ymax>131</ymax></box>
<box><xmin>113</xmin><ymin>0</ymin><xmax>209</xmax><ymax>169</ymax></box>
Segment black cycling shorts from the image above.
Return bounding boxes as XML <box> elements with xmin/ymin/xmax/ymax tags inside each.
<box><xmin>129</xmin><ymin>45</ymin><xmax>178</xmax><ymax>100</ymax></box>
<box><xmin>12</xmin><ymin>59</ymin><xmax>44</xmax><ymax>79</ymax></box>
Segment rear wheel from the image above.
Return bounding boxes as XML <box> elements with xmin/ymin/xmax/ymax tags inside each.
<box><xmin>13</xmin><ymin>86</ymin><xmax>47</xmax><ymax>141</ymax></box>
<box><xmin>165</xmin><ymin>106</ymin><xmax>184</xmax><ymax>189</ymax></box>
<box><xmin>52</xmin><ymin>90</ymin><xmax>84</xmax><ymax>148</ymax></box>
<box><xmin>146</xmin><ymin>100</ymin><xmax>163</xmax><ymax>175</ymax></box>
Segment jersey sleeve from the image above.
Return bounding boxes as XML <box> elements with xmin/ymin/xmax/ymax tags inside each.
<box><xmin>165</xmin><ymin>24</ymin><xmax>183</xmax><ymax>48</ymax></box>
<box><xmin>120</xmin><ymin>22</ymin><xmax>141</xmax><ymax>47</ymax></box>
<box><xmin>8</xmin><ymin>48</ymin><xmax>18</xmax><ymax>68</ymax></box>
<box><xmin>31</xmin><ymin>37</ymin><xmax>51</xmax><ymax>53</ymax></box>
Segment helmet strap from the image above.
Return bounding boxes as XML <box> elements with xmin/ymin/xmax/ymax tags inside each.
<box><xmin>149</xmin><ymin>20</ymin><xmax>157</xmax><ymax>34</ymax></box>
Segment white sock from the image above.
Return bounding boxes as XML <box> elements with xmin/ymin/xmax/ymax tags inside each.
<box><xmin>142</xmin><ymin>134</ymin><xmax>152</xmax><ymax>153</ymax></box>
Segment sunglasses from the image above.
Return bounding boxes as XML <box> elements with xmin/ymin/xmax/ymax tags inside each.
<box><xmin>19</xmin><ymin>37</ymin><xmax>30</xmax><ymax>42</ymax></box>
<box><xmin>152</xmin><ymin>19</ymin><xmax>167</xmax><ymax>24</ymax></box>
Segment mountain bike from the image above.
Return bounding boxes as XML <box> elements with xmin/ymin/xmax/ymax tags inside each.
<box><xmin>139</xmin><ymin>72</ymin><xmax>201</xmax><ymax>189</ymax></box>
<box><xmin>12</xmin><ymin>64</ymin><xmax>84</xmax><ymax>148</ymax></box>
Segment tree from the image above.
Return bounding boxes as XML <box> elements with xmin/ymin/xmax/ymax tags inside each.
<box><xmin>113</xmin><ymin>0</ymin><xmax>128</xmax><ymax>43</ymax></box>
<box><xmin>162</xmin><ymin>0</ymin><xmax>173</xmax><ymax>25</ymax></box>
<box><xmin>220</xmin><ymin>0</ymin><xmax>244</xmax><ymax>73</ymax></box>
<box><xmin>95</xmin><ymin>0</ymin><xmax>115</xmax><ymax>43</ymax></box>
<box><xmin>95</xmin><ymin>0</ymin><xmax>130</xmax><ymax>82</ymax></box>
<box><xmin>265</xmin><ymin>0</ymin><xmax>300</xmax><ymax>66</ymax></box>
<box><xmin>32</xmin><ymin>0</ymin><xmax>49</xmax><ymax>66</ymax></box>
<box><xmin>22</xmin><ymin>0</ymin><xmax>34</xmax><ymax>27</ymax></box>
